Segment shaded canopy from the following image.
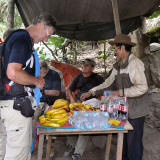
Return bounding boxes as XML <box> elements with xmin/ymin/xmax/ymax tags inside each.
<box><xmin>15</xmin><ymin>0</ymin><xmax>160</xmax><ymax>41</ymax></box>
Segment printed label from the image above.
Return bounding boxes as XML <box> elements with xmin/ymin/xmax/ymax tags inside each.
<box><xmin>121</xmin><ymin>106</ymin><xmax>128</xmax><ymax>112</ymax></box>
<box><xmin>117</xmin><ymin>105</ymin><xmax>121</xmax><ymax>110</ymax></box>
<box><xmin>100</xmin><ymin>104</ymin><xmax>107</xmax><ymax>111</ymax></box>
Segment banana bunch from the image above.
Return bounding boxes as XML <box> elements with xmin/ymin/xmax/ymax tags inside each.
<box><xmin>83</xmin><ymin>104</ymin><xmax>95</xmax><ymax>111</ymax></box>
<box><xmin>69</xmin><ymin>103</ymin><xmax>94</xmax><ymax>111</ymax></box>
<box><xmin>52</xmin><ymin>99</ymin><xmax>69</xmax><ymax>109</ymax></box>
<box><xmin>108</xmin><ymin>119</ymin><xmax>120</xmax><ymax>126</ymax></box>
<box><xmin>39</xmin><ymin>108</ymin><xmax>68</xmax><ymax>127</ymax></box>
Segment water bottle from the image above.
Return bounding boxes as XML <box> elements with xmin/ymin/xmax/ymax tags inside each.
<box><xmin>69</xmin><ymin>111</ymin><xmax>110</xmax><ymax>130</ymax></box>
<box><xmin>85</xmin><ymin>120</ymin><xmax>93</xmax><ymax>129</ymax></box>
<box><xmin>112</xmin><ymin>96</ymin><xmax>119</xmax><ymax>119</ymax></box>
<box><xmin>100</xmin><ymin>91</ymin><xmax>110</xmax><ymax>112</ymax></box>
<box><xmin>99</xmin><ymin>120</ymin><xmax>109</xmax><ymax>130</ymax></box>
<box><xmin>103</xmin><ymin>90</ymin><xmax>112</xmax><ymax>97</ymax></box>
<box><xmin>107</xmin><ymin>98</ymin><xmax>114</xmax><ymax>118</ymax></box>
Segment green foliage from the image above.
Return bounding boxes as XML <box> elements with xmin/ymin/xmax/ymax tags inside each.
<box><xmin>148</xmin><ymin>9</ymin><xmax>160</xmax><ymax>19</ymax></box>
<box><xmin>97</xmin><ymin>51</ymin><xmax>108</xmax><ymax>60</ymax></box>
<box><xmin>98</xmin><ymin>51</ymin><xmax>103</xmax><ymax>55</ymax></box>
<box><xmin>66</xmin><ymin>51</ymin><xmax>72</xmax><ymax>55</ymax></box>
<box><xmin>14</xmin><ymin>7</ymin><xmax>23</xmax><ymax>29</ymax></box>
<box><xmin>98</xmin><ymin>40</ymin><xmax>106</xmax><ymax>43</ymax></box>
<box><xmin>47</xmin><ymin>36</ymin><xmax>66</xmax><ymax>49</ymax></box>
<box><xmin>39</xmin><ymin>55</ymin><xmax>46</xmax><ymax>60</ymax></box>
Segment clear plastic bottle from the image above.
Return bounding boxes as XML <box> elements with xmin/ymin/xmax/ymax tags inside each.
<box><xmin>112</xmin><ymin>96</ymin><xmax>119</xmax><ymax>119</ymax></box>
<box><xmin>121</xmin><ymin>97</ymin><xmax>128</xmax><ymax>121</ymax></box>
<box><xmin>100</xmin><ymin>91</ymin><xmax>111</xmax><ymax>111</ymax></box>
<box><xmin>107</xmin><ymin>98</ymin><xmax>114</xmax><ymax>118</ymax></box>
<box><xmin>69</xmin><ymin>111</ymin><xmax>110</xmax><ymax>130</ymax></box>
<box><xmin>99</xmin><ymin>120</ymin><xmax>108</xmax><ymax>130</ymax></box>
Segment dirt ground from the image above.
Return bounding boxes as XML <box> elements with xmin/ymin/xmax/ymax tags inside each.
<box><xmin>31</xmin><ymin>135</ymin><xmax>112</xmax><ymax>160</ymax></box>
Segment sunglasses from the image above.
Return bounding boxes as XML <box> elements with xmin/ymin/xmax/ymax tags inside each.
<box><xmin>113</xmin><ymin>46</ymin><xmax>120</xmax><ymax>51</ymax></box>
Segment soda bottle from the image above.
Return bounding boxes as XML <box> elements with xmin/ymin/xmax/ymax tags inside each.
<box><xmin>100</xmin><ymin>91</ymin><xmax>110</xmax><ymax>111</ymax></box>
<box><xmin>117</xmin><ymin>97</ymin><xmax>123</xmax><ymax>121</ymax></box>
<box><xmin>121</xmin><ymin>97</ymin><xmax>128</xmax><ymax>121</ymax></box>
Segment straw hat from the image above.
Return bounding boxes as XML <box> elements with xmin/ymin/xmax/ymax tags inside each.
<box><xmin>109</xmin><ymin>34</ymin><xmax>137</xmax><ymax>47</ymax></box>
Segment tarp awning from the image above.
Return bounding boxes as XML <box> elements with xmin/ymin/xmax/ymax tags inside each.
<box><xmin>15</xmin><ymin>0</ymin><xmax>160</xmax><ymax>41</ymax></box>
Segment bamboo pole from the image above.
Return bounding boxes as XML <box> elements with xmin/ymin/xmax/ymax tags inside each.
<box><xmin>111</xmin><ymin>0</ymin><xmax>121</xmax><ymax>34</ymax></box>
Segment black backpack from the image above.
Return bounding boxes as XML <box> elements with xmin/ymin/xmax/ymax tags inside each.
<box><xmin>0</xmin><ymin>29</ymin><xmax>26</xmax><ymax>99</ymax></box>
<box><xmin>0</xmin><ymin>41</ymin><xmax>8</xmax><ymax>99</ymax></box>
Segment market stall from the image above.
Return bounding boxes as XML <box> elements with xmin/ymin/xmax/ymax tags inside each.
<box><xmin>36</xmin><ymin>121</ymin><xmax>133</xmax><ymax>160</ymax></box>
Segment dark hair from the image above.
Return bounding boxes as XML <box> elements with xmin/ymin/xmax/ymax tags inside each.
<box><xmin>32</xmin><ymin>12</ymin><xmax>56</xmax><ymax>29</ymax></box>
<box><xmin>116</xmin><ymin>43</ymin><xmax>132</xmax><ymax>52</ymax></box>
<box><xmin>3</xmin><ymin>28</ymin><xmax>15</xmax><ymax>39</ymax></box>
<box><xmin>40</xmin><ymin>60</ymin><xmax>48</xmax><ymax>70</ymax></box>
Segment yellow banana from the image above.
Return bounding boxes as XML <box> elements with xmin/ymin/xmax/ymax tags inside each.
<box><xmin>45</xmin><ymin>109</ymin><xmax>58</xmax><ymax>116</ymax></box>
<box><xmin>59</xmin><ymin>119</ymin><xmax>68</xmax><ymax>126</ymax></box>
<box><xmin>52</xmin><ymin>99</ymin><xmax>68</xmax><ymax>109</ymax></box>
<box><xmin>41</xmin><ymin>122</ymin><xmax>61</xmax><ymax>127</ymax></box>
<box><xmin>48</xmin><ymin>118</ymin><xmax>61</xmax><ymax>122</ymax></box>
<box><xmin>62</xmin><ymin>104</ymin><xmax>69</xmax><ymax>109</ymax></box>
<box><xmin>42</xmin><ymin>118</ymin><xmax>51</xmax><ymax>123</ymax></box>
<box><xmin>39</xmin><ymin>118</ymin><xmax>46</xmax><ymax>123</ymax></box>
<box><xmin>79</xmin><ymin>106</ymin><xmax>86</xmax><ymax>110</ymax></box>
<box><xmin>44</xmin><ymin>108</ymin><xmax>64</xmax><ymax>118</ymax></box>
<box><xmin>69</xmin><ymin>104</ymin><xmax>74</xmax><ymax>109</ymax></box>
<box><xmin>70</xmin><ymin>109</ymin><xmax>74</xmax><ymax>114</ymax></box>
<box><xmin>52</xmin><ymin>113</ymin><xmax>68</xmax><ymax>119</ymax></box>
<box><xmin>91</xmin><ymin>106</ymin><xmax>95</xmax><ymax>111</ymax></box>
<box><xmin>50</xmin><ymin>109</ymin><xmax>66</xmax><ymax>116</ymax></box>
<box><xmin>84</xmin><ymin>104</ymin><xmax>92</xmax><ymax>110</ymax></box>
<box><xmin>71</xmin><ymin>102</ymin><xmax>84</xmax><ymax>107</ymax></box>
<box><xmin>39</xmin><ymin>115</ymin><xmax>45</xmax><ymax>120</ymax></box>
<box><xmin>56</xmin><ymin>116</ymin><xmax>68</xmax><ymax>124</ymax></box>
<box><xmin>108</xmin><ymin>119</ymin><xmax>120</xmax><ymax>126</ymax></box>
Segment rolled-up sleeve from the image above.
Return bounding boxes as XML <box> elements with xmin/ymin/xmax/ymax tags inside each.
<box><xmin>90</xmin><ymin>68</ymin><xmax>117</xmax><ymax>96</ymax></box>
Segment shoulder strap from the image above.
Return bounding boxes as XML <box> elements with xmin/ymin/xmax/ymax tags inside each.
<box><xmin>1</xmin><ymin>29</ymin><xmax>28</xmax><ymax>56</ymax></box>
<box><xmin>2</xmin><ymin>29</ymin><xmax>31</xmax><ymax>86</ymax></box>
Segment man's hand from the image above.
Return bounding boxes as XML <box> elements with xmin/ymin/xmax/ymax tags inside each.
<box><xmin>35</xmin><ymin>76</ymin><xmax>45</xmax><ymax>89</ymax></box>
<box><xmin>112</xmin><ymin>90</ymin><xmax>120</xmax><ymax>96</ymax></box>
<box><xmin>70</xmin><ymin>98</ymin><xmax>76</xmax><ymax>104</ymax></box>
<box><xmin>80</xmin><ymin>91</ymin><xmax>92</xmax><ymax>101</ymax></box>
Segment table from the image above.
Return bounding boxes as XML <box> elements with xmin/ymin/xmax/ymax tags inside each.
<box><xmin>37</xmin><ymin>121</ymin><xmax>133</xmax><ymax>160</ymax></box>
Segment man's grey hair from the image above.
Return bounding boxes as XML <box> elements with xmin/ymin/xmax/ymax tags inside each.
<box><xmin>40</xmin><ymin>60</ymin><xmax>48</xmax><ymax>70</ymax></box>
<box><xmin>3</xmin><ymin>28</ymin><xmax>15</xmax><ymax>40</ymax></box>
<box><xmin>32</xmin><ymin>12</ymin><xmax>56</xmax><ymax>30</ymax></box>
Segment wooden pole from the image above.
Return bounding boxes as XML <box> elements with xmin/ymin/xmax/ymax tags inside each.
<box><xmin>7</xmin><ymin>0</ymin><xmax>15</xmax><ymax>28</ymax></box>
<box><xmin>111</xmin><ymin>0</ymin><xmax>121</xmax><ymax>34</ymax></box>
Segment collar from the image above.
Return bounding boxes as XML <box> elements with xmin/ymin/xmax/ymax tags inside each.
<box><xmin>114</xmin><ymin>54</ymin><xmax>131</xmax><ymax>70</ymax></box>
